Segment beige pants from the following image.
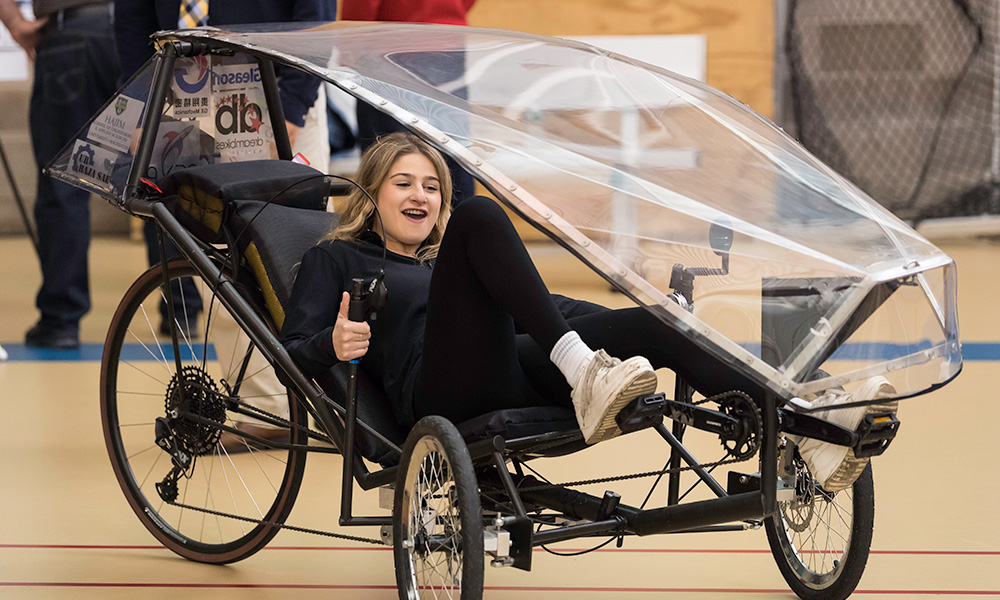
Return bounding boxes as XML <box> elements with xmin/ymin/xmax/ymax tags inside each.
<box><xmin>216</xmin><ymin>86</ymin><xmax>330</xmax><ymax>422</ymax></box>
<box><xmin>291</xmin><ymin>85</ymin><xmax>330</xmax><ymax>172</ymax></box>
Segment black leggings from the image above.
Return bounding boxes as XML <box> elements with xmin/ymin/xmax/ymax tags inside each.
<box><xmin>412</xmin><ymin>197</ymin><xmax>765</xmax><ymax>425</ymax></box>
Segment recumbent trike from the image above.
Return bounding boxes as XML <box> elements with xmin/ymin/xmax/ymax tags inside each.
<box><xmin>46</xmin><ymin>22</ymin><xmax>962</xmax><ymax>600</ymax></box>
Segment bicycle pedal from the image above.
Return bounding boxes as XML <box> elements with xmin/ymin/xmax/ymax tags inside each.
<box><xmin>854</xmin><ymin>411</ymin><xmax>900</xmax><ymax>458</ymax></box>
<box><xmin>616</xmin><ymin>393</ymin><xmax>666</xmax><ymax>434</ymax></box>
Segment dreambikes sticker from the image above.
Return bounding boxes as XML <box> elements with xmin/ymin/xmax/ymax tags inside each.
<box><xmin>211</xmin><ymin>62</ymin><xmax>275</xmax><ymax>161</ymax></box>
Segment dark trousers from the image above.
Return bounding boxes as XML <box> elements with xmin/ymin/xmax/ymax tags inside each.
<box><xmin>412</xmin><ymin>198</ymin><xmax>768</xmax><ymax>426</ymax></box>
<box><xmin>29</xmin><ymin>3</ymin><xmax>119</xmax><ymax>331</ymax></box>
<box><xmin>143</xmin><ymin>220</ymin><xmax>203</xmax><ymax>322</ymax></box>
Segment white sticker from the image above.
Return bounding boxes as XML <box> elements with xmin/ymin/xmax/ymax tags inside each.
<box><xmin>211</xmin><ymin>62</ymin><xmax>275</xmax><ymax>162</ymax></box>
<box><xmin>69</xmin><ymin>139</ymin><xmax>117</xmax><ymax>187</ymax></box>
<box><xmin>88</xmin><ymin>94</ymin><xmax>145</xmax><ymax>154</ymax></box>
<box><xmin>146</xmin><ymin>120</ymin><xmax>205</xmax><ymax>181</ymax></box>
<box><xmin>171</xmin><ymin>56</ymin><xmax>212</xmax><ymax>119</ymax></box>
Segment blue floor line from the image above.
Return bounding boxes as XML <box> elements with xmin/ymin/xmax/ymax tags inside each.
<box><xmin>1</xmin><ymin>342</ymin><xmax>997</xmax><ymax>363</ymax></box>
<box><xmin>2</xmin><ymin>343</ymin><xmax>216</xmax><ymax>362</ymax></box>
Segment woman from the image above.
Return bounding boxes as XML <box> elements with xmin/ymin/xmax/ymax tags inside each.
<box><xmin>281</xmin><ymin>132</ymin><xmax>658</xmax><ymax>444</ymax></box>
<box><xmin>281</xmin><ymin>132</ymin><xmax>894</xmax><ymax>490</ymax></box>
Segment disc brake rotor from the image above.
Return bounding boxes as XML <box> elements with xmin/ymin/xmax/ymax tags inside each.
<box><xmin>782</xmin><ymin>456</ymin><xmax>816</xmax><ymax>532</ymax></box>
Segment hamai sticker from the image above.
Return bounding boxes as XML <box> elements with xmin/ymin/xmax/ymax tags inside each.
<box><xmin>69</xmin><ymin>139</ymin><xmax>117</xmax><ymax>187</ymax></box>
<box><xmin>87</xmin><ymin>94</ymin><xmax>145</xmax><ymax>154</ymax></box>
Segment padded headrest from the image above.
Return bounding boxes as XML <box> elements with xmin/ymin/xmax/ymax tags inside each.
<box><xmin>160</xmin><ymin>160</ymin><xmax>329</xmax><ymax>244</ymax></box>
<box><xmin>228</xmin><ymin>201</ymin><xmax>338</xmax><ymax>330</ymax></box>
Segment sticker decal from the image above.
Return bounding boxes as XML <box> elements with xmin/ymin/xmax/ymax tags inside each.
<box><xmin>211</xmin><ymin>62</ymin><xmax>275</xmax><ymax>161</ymax></box>
<box><xmin>146</xmin><ymin>120</ymin><xmax>205</xmax><ymax>181</ymax></box>
<box><xmin>87</xmin><ymin>94</ymin><xmax>145</xmax><ymax>154</ymax></box>
<box><xmin>69</xmin><ymin>139</ymin><xmax>117</xmax><ymax>187</ymax></box>
<box><xmin>172</xmin><ymin>56</ymin><xmax>212</xmax><ymax>119</ymax></box>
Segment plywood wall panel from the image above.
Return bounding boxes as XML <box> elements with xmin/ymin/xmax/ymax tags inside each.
<box><xmin>467</xmin><ymin>0</ymin><xmax>774</xmax><ymax>116</ymax></box>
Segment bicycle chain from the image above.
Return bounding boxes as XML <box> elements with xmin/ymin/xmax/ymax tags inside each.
<box><xmin>220</xmin><ymin>380</ymin><xmax>326</xmax><ymax>440</ymax></box>
<box><xmin>517</xmin><ymin>391</ymin><xmax>763</xmax><ymax>492</ymax></box>
<box><xmin>163</xmin><ymin>499</ymin><xmax>385</xmax><ymax>545</ymax></box>
<box><xmin>164</xmin><ymin>391</ymin><xmax>761</xmax><ymax>543</ymax></box>
<box><xmin>161</xmin><ymin>388</ymin><xmax>386</xmax><ymax>545</ymax></box>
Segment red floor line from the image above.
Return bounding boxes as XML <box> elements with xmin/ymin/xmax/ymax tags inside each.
<box><xmin>0</xmin><ymin>583</ymin><xmax>997</xmax><ymax>595</ymax></box>
<box><xmin>2</xmin><ymin>543</ymin><xmax>997</xmax><ymax>556</ymax></box>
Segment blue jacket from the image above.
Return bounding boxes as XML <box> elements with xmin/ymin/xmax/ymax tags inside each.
<box><xmin>115</xmin><ymin>0</ymin><xmax>335</xmax><ymax>126</ymax></box>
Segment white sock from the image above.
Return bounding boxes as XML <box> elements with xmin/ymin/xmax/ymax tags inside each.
<box><xmin>550</xmin><ymin>331</ymin><xmax>595</xmax><ymax>389</ymax></box>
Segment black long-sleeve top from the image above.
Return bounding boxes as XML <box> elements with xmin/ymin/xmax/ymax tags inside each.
<box><xmin>281</xmin><ymin>231</ymin><xmax>608</xmax><ymax>426</ymax></box>
<box><xmin>281</xmin><ymin>233</ymin><xmax>433</xmax><ymax>426</ymax></box>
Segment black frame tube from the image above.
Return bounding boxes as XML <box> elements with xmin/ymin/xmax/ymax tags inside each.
<box><xmin>126</xmin><ymin>45</ymin><xmax>177</xmax><ymax>203</ymax></box>
<box><xmin>653</xmin><ymin>423</ymin><xmax>728</xmax><ymax>499</ymax></box>
<box><xmin>532</xmin><ymin>519</ymin><xmax>624</xmax><ymax>546</ymax></box>
<box><xmin>258</xmin><ymin>58</ymin><xmax>293</xmax><ymax>160</ymax></box>
<box><xmin>667</xmin><ymin>377</ymin><xmax>690</xmax><ymax>505</ymax></box>
<box><xmin>631</xmin><ymin>491</ymin><xmax>763</xmax><ymax>536</ymax></box>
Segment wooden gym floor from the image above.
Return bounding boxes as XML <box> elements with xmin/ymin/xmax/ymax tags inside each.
<box><xmin>0</xmin><ymin>233</ymin><xmax>998</xmax><ymax>599</ymax></box>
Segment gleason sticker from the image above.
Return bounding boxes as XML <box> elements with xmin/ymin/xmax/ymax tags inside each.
<box><xmin>69</xmin><ymin>139</ymin><xmax>117</xmax><ymax>187</ymax></box>
<box><xmin>88</xmin><ymin>94</ymin><xmax>145</xmax><ymax>154</ymax></box>
<box><xmin>171</xmin><ymin>57</ymin><xmax>212</xmax><ymax>119</ymax></box>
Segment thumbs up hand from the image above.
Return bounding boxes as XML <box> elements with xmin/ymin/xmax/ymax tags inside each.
<box><xmin>332</xmin><ymin>291</ymin><xmax>371</xmax><ymax>362</ymax></box>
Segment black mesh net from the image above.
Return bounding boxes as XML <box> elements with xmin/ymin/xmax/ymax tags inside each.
<box><xmin>786</xmin><ymin>0</ymin><xmax>1000</xmax><ymax>222</ymax></box>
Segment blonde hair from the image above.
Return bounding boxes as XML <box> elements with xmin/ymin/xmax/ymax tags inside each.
<box><xmin>330</xmin><ymin>132</ymin><xmax>452</xmax><ymax>262</ymax></box>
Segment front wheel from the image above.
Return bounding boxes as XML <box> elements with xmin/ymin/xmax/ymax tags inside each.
<box><xmin>765</xmin><ymin>445</ymin><xmax>875</xmax><ymax>600</ymax></box>
<box><xmin>394</xmin><ymin>416</ymin><xmax>484</xmax><ymax>600</ymax></box>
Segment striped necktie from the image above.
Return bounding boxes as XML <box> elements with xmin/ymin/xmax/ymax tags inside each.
<box><xmin>178</xmin><ymin>0</ymin><xmax>208</xmax><ymax>28</ymax></box>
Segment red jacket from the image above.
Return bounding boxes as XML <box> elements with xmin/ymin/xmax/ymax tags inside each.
<box><xmin>341</xmin><ymin>0</ymin><xmax>475</xmax><ymax>25</ymax></box>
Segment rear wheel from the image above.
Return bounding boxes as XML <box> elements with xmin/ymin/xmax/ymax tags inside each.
<box><xmin>765</xmin><ymin>443</ymin><xmax>875</xmax><ymax>600</ymax></box>
<box><xmin>101</xmin><ymin>258</ymin><xmax>308</xmax><ymax>564</ymax></box>
<box><xmin>394</xmin><ymin>416</ymin><xmax>484</xmax><ymax>599</ymax></box>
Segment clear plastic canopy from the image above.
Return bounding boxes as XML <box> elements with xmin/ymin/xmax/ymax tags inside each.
<box><xmin>47</xmin><ymin>21</ymin><xmax>961</xmax><ymax>403</ymax></box>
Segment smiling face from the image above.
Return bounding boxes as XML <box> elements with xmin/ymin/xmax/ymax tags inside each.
<box><xmin>374</xmin><ymin>152</ymin><xmax>443</xmax><ymax>257</ymax></box>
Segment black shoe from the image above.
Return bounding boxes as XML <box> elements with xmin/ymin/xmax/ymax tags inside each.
<box><xmin>25</xmin><ymin>323</ymin><xmax>80</xmax><ymax>350</ymax></box>
<box><xmin>159</xmin><ymin>318</ymin><xmax>199</xmax><ymax>340</ymax></box>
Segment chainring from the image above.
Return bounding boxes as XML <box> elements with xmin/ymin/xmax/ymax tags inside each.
<box><xmin>715</xmin><ymin>392</ymin><xmax>762</xmax><ymax>460</ymax></box>
<box><xmin>164</xmin><ymin>365</ymin><xmax>227</xmax><ymax>456</ymax></box>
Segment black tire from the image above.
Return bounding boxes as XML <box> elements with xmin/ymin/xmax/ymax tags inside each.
<box><xmin>765</xmin><ymin>446</ymin><xmax>875</xmax><ymax>600</ymax></box>
<box><xmin>394</xmin><ymin>416</ymin><xmax>484</xmax><ymax>600</ymax></box>
<box><xmin>101</xmin><ymin>259</ymin><xmax>308</xmax><ymax>564</ymax></box>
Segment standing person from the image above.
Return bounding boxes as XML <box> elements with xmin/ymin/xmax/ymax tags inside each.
<box><xmin>115</xmin><ymin>0</ymin><xmax>335</xmax><ymax>295</ymax></box>
<box><xmin>340</xmin><ymin>0</ymin><xmax>477</xmax><ymax>206</ymax></box>
<box><xmin>115</xmin><ymin>0</ymin><xmax>333</xmax><ymax>157</ymax></box>
<box><xmin>2</xmin><ymin>0</ymin><xmax>120</xmax><ymax>349</ymax></box>
<box><xmin>113</xmin><ymin>0</ymin><xmax>335</xmax><ymax>448</ymax></box>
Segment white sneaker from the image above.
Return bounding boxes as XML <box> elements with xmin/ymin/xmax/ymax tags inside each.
<box><xmin>793</xmin><ymin>376</ymin><xmax>897</xmax><ymax>492</ymax></box>
<box><xmin>572</xmin><ymin>350</ymin><xmax>657</xmax><ymax>444</ymax></box>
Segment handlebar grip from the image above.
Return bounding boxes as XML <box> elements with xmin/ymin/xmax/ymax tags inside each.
<box><xmin>348</xmin><ymin>278</ymin><xmax>366</xmax><ymax>322</ymax></box>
